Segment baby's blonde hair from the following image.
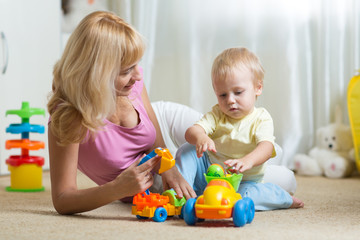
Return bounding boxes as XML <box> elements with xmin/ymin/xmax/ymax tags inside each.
<box><xmin>48</xmin><ymin>11</ymin><xmax>145</xmax><ymax>145</ymax></box>
<box><xmin>211</xmin><ymin>47</ymin><xmax>264</xmax><ymax>86</ymax></box>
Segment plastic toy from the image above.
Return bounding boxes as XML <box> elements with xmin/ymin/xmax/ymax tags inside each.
<box><xmin>5</xmin><ymin>102</ymin><xmax>45</xmax><ymax>192</ymax></box>
<box><xmin>132</xmin><ymin>147</ymin><xmax>186</xmax><ymax>222</ymax></box>
<box><xmin>138</xmin><ymin>147</ymin><xmax>175</xmax><ymax>174</ymax></box>
<box><xmin>132</xmin><ymin>189</ymin><xmax>186</xmax><ymax>222</ymax></box>
<box><xmin>348</xmin><ymin>71</ymin><xmax>360</xmax><ymax>172</ymax></box>
<box><xmin>183</xmin><ymin>164</ymin><xmax>255</xmax><ymax>227</ymax></box>
<box><xmin>206</xmin><ymin>163</ymin><xmax>225</xmax><ymax>177</ymax></box>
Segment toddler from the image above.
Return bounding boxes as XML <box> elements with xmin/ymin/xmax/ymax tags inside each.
<box><xmin>176</xmin><ymin>47</ymin><xmax>304</xmax><ymax>210</ymax></box>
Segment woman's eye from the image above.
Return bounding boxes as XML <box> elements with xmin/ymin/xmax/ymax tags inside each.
<box><xmin>121</xmin><ymin>64</ymin><xmax>138</xmax><ymax>75</ymax></box>
<box><xmin>120</xmin><ymin>68</ymin><xmax>132</xmax><ymax>76</ymax></box>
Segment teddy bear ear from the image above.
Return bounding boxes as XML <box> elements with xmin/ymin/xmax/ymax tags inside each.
<box><xmin>334</xmin><ymin>104</ymin><xmax>343</xmax><ymax>125</ymax></box>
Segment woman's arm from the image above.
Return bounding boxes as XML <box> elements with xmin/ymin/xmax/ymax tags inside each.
<box><xmin>48</xmin><ymin>125</ymin><xmax>160</xmax><ymax>214</ymax></box>
<box><xmin>141</xmin><ymin>85</ymin><xmax>196</xmax><ymax>199</ymax></box>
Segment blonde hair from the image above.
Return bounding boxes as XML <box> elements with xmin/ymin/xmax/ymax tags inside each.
<box><xmin>211</xmin><ymin>47</ymin><xmax>264</xmax><ymax>86</ymax></box>
<box><xmin>48</xmin><ymin>11</ymin><xmax>145</xmax><ymax>145</ymax></box>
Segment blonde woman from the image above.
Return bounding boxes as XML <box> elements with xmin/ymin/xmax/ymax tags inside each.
<box><xmin>48</xmin><ymin>11</ymin><xmax>196</xmax><ymax>215</ymax></box>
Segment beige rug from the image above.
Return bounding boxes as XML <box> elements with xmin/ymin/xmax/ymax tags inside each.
<box><xmin>1</xmin><ymin>170</ymin><xmax>360</xmax><ymax>240</ymax></box>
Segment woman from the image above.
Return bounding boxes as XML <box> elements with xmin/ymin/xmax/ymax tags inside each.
<box><xmin>47</xmin><ymin>11</ymin><xmax>196</xmax><ymax>215</ymax></box>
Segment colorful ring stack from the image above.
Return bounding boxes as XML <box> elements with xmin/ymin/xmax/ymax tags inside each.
<box><xmin>5</xmin><ymin>102</ymin><xmax>45</xmax><ymax>192</ymax></box>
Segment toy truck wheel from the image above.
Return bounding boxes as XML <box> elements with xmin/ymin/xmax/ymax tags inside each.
<box><xmin>179</xmin><ymin>205</ymin><xmax>184</xmax><ymax>219</ymax></box>
<box><xmin>184</xmin><ymin>198</ymin><xmax>197</xmax><ymax>225</ymax></box>
<box><xmin>153</xmin><ymin>207</ymin><xmax>168</xmax><ymax>222</ymax></box>
<box><xmin>233</xmin><ymin>200</ymin><xmax>247</xmax><ymax>227</ymax></box>
<box><xmin>136</xmin><ymin>215</ymin><xmax>149</xmax><ymax>220</ymax></box>
<box><xmin>243</xmin><ymin>197</ymin><xmax>255</xmax><ymax>223</ymax></box>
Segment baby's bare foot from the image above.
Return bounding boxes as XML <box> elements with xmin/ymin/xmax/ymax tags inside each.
<box><xmin>290</xmin><ymin>196</ymin><xmax>304</xmax><ymax>208</ymax></box>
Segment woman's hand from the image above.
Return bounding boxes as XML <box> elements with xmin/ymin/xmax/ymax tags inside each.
<box><xmin>112</xmin><ymin>154</ymin><xmax>161</xmax><ymax>198</ymax></box>
<box><xmin>161</xmin><ymin>166</ymin><xmax>197</xmax><ymax>200</ymax></box>
<box><xmin>48</xmin><ymin>130</ymin><xmax>162</xmax><ymax>214</ymax></box>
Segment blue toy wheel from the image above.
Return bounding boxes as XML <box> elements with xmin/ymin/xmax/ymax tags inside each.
<box><xmin>179</xmin><ymin>205</ymin><xmax>184</xmax><ymax>219</ymax></box>
<box><xmin>243</xmin><ymin>197</ymin><xmax>255</xmax><ymax>223</ymax></box>
<box><xmin>136</xmin><ymin>215</ymin><xmax>149</xmax><ymax>220</ymax></box>
<box><xmin>184</xmin><ymin>198</ymin><xmax>197</xmax><ymax>225</ymax></box>
<box><xmin>233</xmin><ymin>200</ymin><xmax>247</xmax><ymax>227</ymax></box>
<box><xmin>152</xmin><ymin>207</ymin><xmax>168</xmax><ymax>222</ymax></box>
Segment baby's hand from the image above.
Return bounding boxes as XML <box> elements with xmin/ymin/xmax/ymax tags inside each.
<box><xmin>196</xmin><ymin>137</ymin><xmax>216</xmax><ymax>158</ymax></box>
<box><xmin>224</xmin><ymin>159</ymin><xmax>253</xmax><ymax>173</ymax></box>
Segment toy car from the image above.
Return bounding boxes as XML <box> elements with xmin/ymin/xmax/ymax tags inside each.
<box><xmin>132</xmin><ymin>189</ymin><xmax>186</xmax><ymax>222</ymax></box>
<box><xmin>183</xmin><ymin>165</ymin><xmax>255</xmax><ymax>227</ymax></box>
<box><xmin>132</xmin><ymin>148</ymin><xmax>185</xmax><ymax>222</ymax></box>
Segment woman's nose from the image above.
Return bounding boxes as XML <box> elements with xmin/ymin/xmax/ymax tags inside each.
<box><xmin>132</xmin><ymin>65</ymin><xmax>142</xmax><ymax>81</ymax></box>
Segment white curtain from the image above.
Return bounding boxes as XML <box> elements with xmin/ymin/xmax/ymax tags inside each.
<box><xmin>109</xmin><ymin>0</ymin><xmax>360</xmax><ymax>168</ymax></box>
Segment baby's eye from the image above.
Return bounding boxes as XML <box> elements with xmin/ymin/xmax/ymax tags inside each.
<box><xmin>235</xmin><ymin>91</ymin><xmax>243</xmax><ymax>95</ymax></box>
<box><xmin>219</xmin><ymin>93</ymin><xmax>227</xmax><ymax>98</ymax></box>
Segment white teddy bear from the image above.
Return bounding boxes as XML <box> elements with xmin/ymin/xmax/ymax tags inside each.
<box><xmin>293</xmin><ymin>107</ymin><xmax>355</xmax><ymax>178</ymax></box>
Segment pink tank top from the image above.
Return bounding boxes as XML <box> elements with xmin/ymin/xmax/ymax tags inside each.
<box><xmin>78</xmin><ymin>78</ymin><xmax>156</xmax><ymax>185</ymax></box>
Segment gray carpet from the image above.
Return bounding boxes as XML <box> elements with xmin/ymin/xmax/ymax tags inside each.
<box><xmin>1</xmin><ymin>171</ymin><xmax>360</xmax><ymax>240</ymax></box>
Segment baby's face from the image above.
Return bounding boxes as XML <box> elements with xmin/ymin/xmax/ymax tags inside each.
<box><xmin>212</xmin><ymin>68</ymin><xmax>262</xmax><ymax>119</ymax></box>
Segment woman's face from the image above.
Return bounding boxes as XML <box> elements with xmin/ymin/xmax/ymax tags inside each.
<box><xmin>115</xmin><ymin>63</ymin><xmax>142</xmax><ymax>96</ymax></box>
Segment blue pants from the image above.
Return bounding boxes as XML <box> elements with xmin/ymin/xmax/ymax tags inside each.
<box><xmin>175</xmin><ymin>143</ymin><xmax>293</xmax><ymax>211</ymax></box>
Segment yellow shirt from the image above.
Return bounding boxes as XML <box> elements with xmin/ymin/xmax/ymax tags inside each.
<box><xmin>196</xmin><ymin>105</ymin><xmax>276</xmax><ymax>182</ymax></box>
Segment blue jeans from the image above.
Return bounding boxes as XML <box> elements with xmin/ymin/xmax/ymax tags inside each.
<box><xmin>175</xmin><ymin>143</ymin><xmax>293</xmax><ymax>211</ymax></box>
